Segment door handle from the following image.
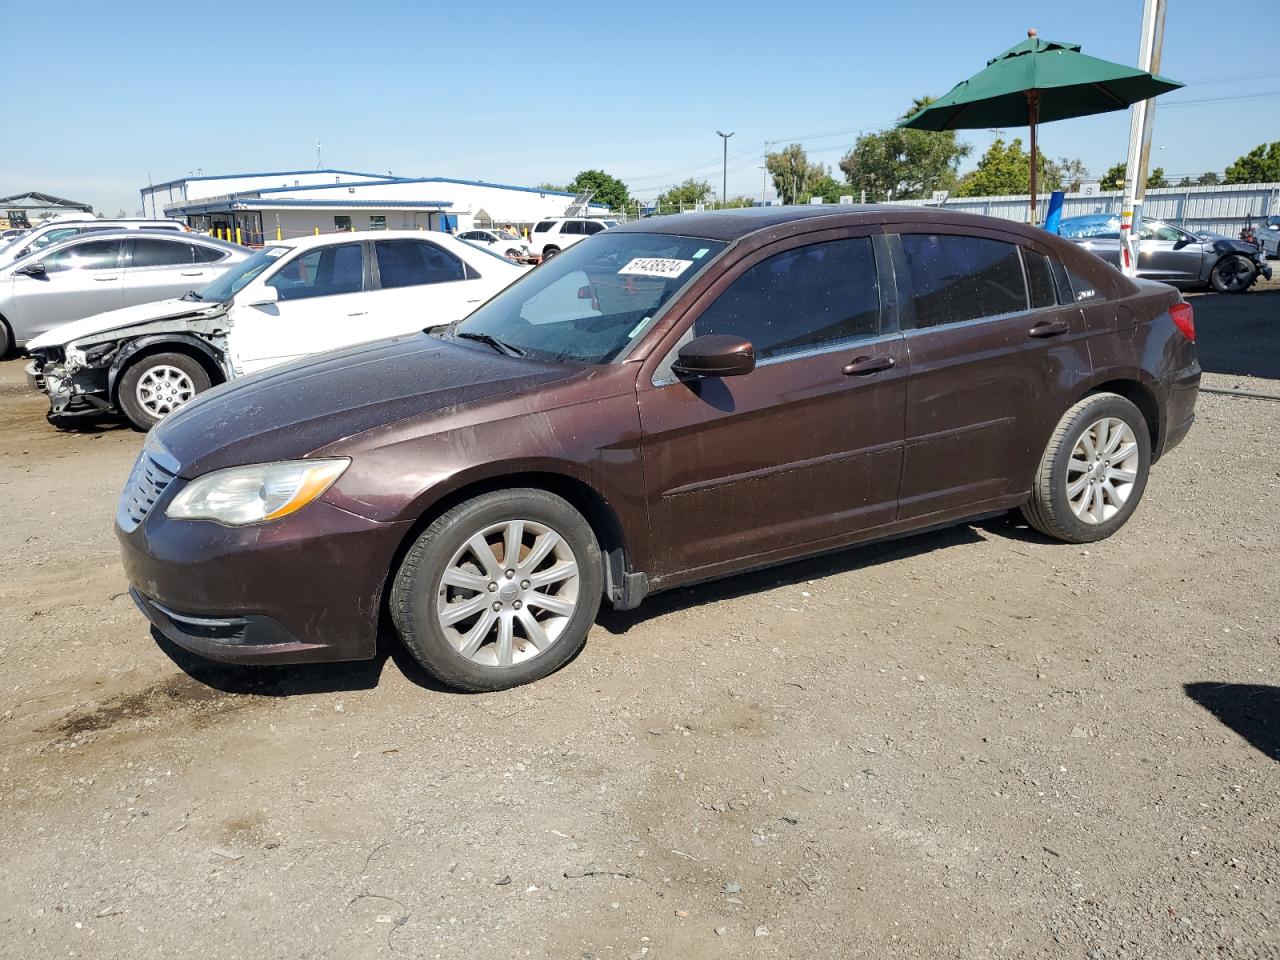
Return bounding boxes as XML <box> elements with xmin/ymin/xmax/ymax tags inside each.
<box><xmin>842</xmin><ymin>355</ymin><xmax>895</xmax><ymax>376</ymax></box>
<box><xmin>347</xmin><ymin>311</ymin><xmax>368</xmax><ymax>317</ymax></box>
<box><xmin>1028</xmin><ymin>319</ymin><xmax>1070</xmax><ymax>338</ymax></box>
<box><xmin>94</xmin><ymin>276</ymin><xmax>119</xmax><ymax>281</ymax></box>
<box><xmin>179</xmin><ymin>271</ymin><xmax>204</xmax><ymax>276</ymax></box>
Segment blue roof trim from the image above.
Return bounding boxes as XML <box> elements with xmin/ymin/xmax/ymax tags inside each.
<box><xmin>252</xmin><ymin>177</ymin><xmax>407</xmax><ymax>196</ymax></box>
<box><xmin>146</xmin><ymin>169</ymin><xmax>394</xmax><ymax>191</ymax></box>
<box><xmin>174</xmin><ymin>198</ymin><xmax>452</xmax><ymax>214</ymax></box>
<box><xmin>252</xmin><ymin>176</ymin><xmax>603</xmax><ymax>206</ymax></box>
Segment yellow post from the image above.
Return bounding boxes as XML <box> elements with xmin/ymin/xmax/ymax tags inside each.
<box><xmin>276</xmin><ymin>225</ymin><xmax>282</xmax><ymax>241</ymax></box>
<box><xmin>235</xmin><ymin>226</ymin><xmax>242</xmax><ymax>245</ymax></box>
<box><xmin>314</xmin><ymin>226</ymin><xmax>320</xmax><ymax>236</ymax></box>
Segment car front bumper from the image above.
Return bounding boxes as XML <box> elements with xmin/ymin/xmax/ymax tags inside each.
<box><xmin>118</xmin><ymin>488</ymin><xmax>412</xmax><ymax>664</ymax></box>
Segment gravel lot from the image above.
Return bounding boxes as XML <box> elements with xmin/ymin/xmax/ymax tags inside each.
<box><xmin>1</xmin><ymin>280</ymin><xmax>1277</xmax><ymax>959</ymax></box>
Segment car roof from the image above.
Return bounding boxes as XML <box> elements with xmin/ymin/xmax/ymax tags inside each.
<box><xmin>264</xmin><ymin>229</ymin><xmax>470</xmax><ymax>250</ymax></box>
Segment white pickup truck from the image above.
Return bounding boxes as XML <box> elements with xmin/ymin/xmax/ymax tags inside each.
<box><xmin>26</xmin><ymin>230</ymin><xmax>526</xmax><ymax>429</ymax></box>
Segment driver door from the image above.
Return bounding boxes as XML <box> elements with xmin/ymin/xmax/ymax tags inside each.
<box><xmin>1138</xmin><ymin>221</ymin><xmax>1202</xmax><ymax>281</ymax></box>
<box><xmin>636</xmin><ymin>230</ymin><xmax>907</xmax><ymax>579</ymax></box>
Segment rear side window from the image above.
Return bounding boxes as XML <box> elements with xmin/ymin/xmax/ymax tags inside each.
<box><xmin>130</xmin><ymin>238</ymin><xmax>194</xmax><ymax>267</ymax></box>
<box><xmin>561</xmin><ymin>221</ymin><xmax>584</xmax><ymax>235</ymax></box>
<box><xmin>693</xmin><ymin>237</ymin><xmax>880</xmax><ymax>361</ymax></box>
<box><xmin>268</xmin><ymin>243</ymin><xmax>364</xmax><ymax>300</ymax></box>
<box><xmin>191</xmin><ymin>244</ymin><xmax>228</xmax><ymax>263</ymax></box>
<box><xmin>1023</xmin><ymin>249</ymin><xmax>1057</xmax><ymax>308</ymax></box>
<box><xmin>533</xmin><ymin>221</ymin><xmax>554</xmax><ymax>233</ymax></box>
<box><xmin>900</xmin><ymin>234</ymin><xmax>1027</xmax><ymax>328</ymax></box>
<box><xmin>375</xmin><ymin>239</ymin><xmax>466</xmax><ymax>288</ymax></box>
<box><xmin>583</xmin><ymin>221</ymin><xmax>606</xmax><ymax>235</ymax></box>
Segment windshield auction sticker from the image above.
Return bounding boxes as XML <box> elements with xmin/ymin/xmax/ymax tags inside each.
<box><xmin>618</xmin><ymin>257</ymin><xmax>693</xmax><ymax>278</ymax></box>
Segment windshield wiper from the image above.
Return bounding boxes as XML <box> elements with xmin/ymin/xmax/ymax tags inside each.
<box><xmin>180</xmin><ymin>290</ymin><xmax>203</xmax><ymax>301</ymax></box>
<box><xmin>454</xmin><ymin>331</ymin><xmax>524</xmax><ymax>357</ymax></box>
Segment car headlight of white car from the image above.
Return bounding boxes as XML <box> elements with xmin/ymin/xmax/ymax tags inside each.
<box><xmin>166</xmin><ymin>459</ymin><xmax>349</xmax><ymax>525</ymax></box>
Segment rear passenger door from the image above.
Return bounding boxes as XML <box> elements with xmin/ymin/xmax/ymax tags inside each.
<box><xmin>890</xmin><ymin>229</ymin><xmax>1090</xmax><ymax>521</ymax></box>
<box><xmin>369</xmin><ymin>237</ymin><xmax>488</xmax><ymax>335</ymax></box>
<box><xmin>122</xmin><ymin>237</ymin><xmax>218</xmax><ymax>306</ymax></box>
<box><xmin>638</xmin><ymin>229</ymin><xmax>907</xmax><ymax>577</ymax></box>
<box><xmin>233</xmin><ymin>241</ymin><xmax>367</xmax><ymax>372</ymax></box>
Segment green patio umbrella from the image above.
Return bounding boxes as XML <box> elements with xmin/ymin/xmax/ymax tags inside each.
<box><xmin>899</xmin><ymin>29</ymin><xmax>1183</xmax><ymax>221</ymax></box>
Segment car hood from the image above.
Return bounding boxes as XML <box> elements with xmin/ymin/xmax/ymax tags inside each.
<box><xmin>153</xmin><ymin>334</ymin><xmax>582</xmax><ymax>478</ymax></box>
<box><xmin>1208</xmin><ymin>237</ymin><xmax>1266</xmax><ymax>258</ymax></box>
<box><xmin>26</xmin><ymin>297</ymin><xmax>225</xmax><ymax>350</ymax></box>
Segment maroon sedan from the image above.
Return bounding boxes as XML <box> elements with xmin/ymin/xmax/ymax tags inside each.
<box><xmin>118</xmin><ymin>207</ymin><xmax>1200</xmax><ymax>690</ymax></box>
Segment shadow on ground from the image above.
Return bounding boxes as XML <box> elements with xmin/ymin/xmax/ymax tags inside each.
<box><xmin>1185</xmin><ymin>682</ymin><xmax>1280</xmax><ymax>762</ymax></box>
<box><xmin>1187</xmin><ymin>282</ymin><xmax>1280</xmax><ymax>380</ymax></box>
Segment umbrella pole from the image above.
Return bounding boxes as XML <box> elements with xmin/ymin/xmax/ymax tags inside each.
<box><xmin>1027</xmin><ymin>91</ymin><xmax>1039</xmax><ymax>225</ymax></box>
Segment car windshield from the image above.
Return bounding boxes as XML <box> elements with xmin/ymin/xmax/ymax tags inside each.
<box><xmin>199</xmin><ymin>245</ymin><xmax>291</xmax><ymax>302</ymax></box>
<box><xmin>452</xmin><ymin>232</ymin><xmax>727</xmax><ymax>364</ymax></box>
<box><xmin>496</xmin><ymin>230</ymin><xmax>521</xmax><ymax>241</ymax></box>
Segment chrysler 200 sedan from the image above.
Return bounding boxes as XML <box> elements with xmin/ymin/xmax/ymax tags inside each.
<box><xmin>118</xmin><ymin>206</ymin><xmax>1200</xmax><ymax>691</ymax></box>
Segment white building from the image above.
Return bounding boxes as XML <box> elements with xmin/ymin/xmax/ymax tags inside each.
<box><xmin>140</xmin><ymin>169</ymin><xmax>610</xmax><ymax>244</ymax></box>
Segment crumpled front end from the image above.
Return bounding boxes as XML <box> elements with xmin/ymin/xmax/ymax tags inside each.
<box><xmin>27</xmin><ymin>343</ymin><xmax>115</xmax><ymax>418</ymax></box>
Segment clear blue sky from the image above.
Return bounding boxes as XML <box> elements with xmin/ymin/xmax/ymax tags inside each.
<box><xmin>5</xmin><ymin>0</ymin><xmax>1277</xmax><ymax>213</ymax></box>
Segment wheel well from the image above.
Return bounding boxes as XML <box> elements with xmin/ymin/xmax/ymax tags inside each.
<box><xmin>112</xmin><ymin>341</ymin><xmax>225</xmax><ymax>401</ymax></box>
<box><xmin>1087</xmin><ymin>379</ymin><xmax>1160</xmax><ymax>453</ymax></box>
<box><xmin>381</xmin><ymin>471</ymin><xmax>633</xmax><ymax>615</ymax></box>
<box><xmin>0</xmin><ymin>312</ymin><xmax>12</xmax><ymax>357</ymax></box>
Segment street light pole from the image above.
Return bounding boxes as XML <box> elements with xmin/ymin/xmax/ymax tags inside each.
<box><xmin>716</xmin><ymin>131</ymin><xmax>734</xmax><ymax>209</ymax></box>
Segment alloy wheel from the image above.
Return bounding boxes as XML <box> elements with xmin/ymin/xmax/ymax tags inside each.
<box><xmin>435</xmin><ymin>519</ymin><xmax>580</xmax><ymax>668</ymax></box>
<box><xmin>135</xmin><ymin>365</ymin><xmax>196</xmax><ymax>418</ymax></box>
<box><xmin>1066</xmin><ymin>417</ymin><xmax>1140</xmax><ymax>524</ymax></box>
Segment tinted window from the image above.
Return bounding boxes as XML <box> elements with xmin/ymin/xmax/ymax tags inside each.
<box><xmin>1064</xmin><ymin>266</ymin><xmax>1104</xmax><ymax>303</ymax></box>
<box><xmin>32</xmin><ymin>227</ymin><xmax>82</xmax><ymax>251</ymax></box>
<box><xmin>533</xmin><ymin>221</ymin><xmax>554</xmax><ymax>233</ymax></box>
<box><xmin>900</xmin><ymin>234</ymin><xmax>1027</xmax><ymax>328</ymax></box>
<box><xmin>268</xmin><ymin>243</ymin><xmax>363</xmax><ymax>300</ymax></box>
<box><xmin>1023</xmin><ymin>249</ymin><xmax>1057</xmax><ymax>309</ymax></box>
<box><xmin>583</xmin><ymin>221</ymin><xmax>606</xmax><ymax>235</ymax></box>
<box><xmin>375</xmin><ymin>239</ymin><xmax>466</xmax><ymax>288</ymax></box>
<box><xmin>693</xmin><ymin>237</ymin><xmax>880</xmax><ymax>361</ymax></box>
<box><xmin>191</xmin><ymin>244</ymin><xmax>228</xmax><ymax>263</ymax></box>
<box><xmin>561</xmin><ymin>221</ymin><xmax>584</xmax><ymax>235</ymax></box>
<box><xmin>130</xmin><ymin>238</ymin><xmax>194</xmax><ymax>268</ymax></box>
<box><xmin>40</xmin><ymin>239</ymin><xmax>122</xmax><ymax>272</ymax></box>
<box><xmin>1138</xmin><ymin>220</ymin><xmax>1184</xmax><ymax>242</ymax></box>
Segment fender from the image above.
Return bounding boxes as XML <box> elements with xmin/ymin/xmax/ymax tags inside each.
<box><xmin>107</xmin><ymin>333</ymin><xmax>231</xmax><ymax>399</ymax></box>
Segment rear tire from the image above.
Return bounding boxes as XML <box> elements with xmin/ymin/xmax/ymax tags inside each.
<box><xmin>116</xmin><ymin>352</ymin><xmax>211</xmax><ymax>431</ymax></box>
<box><xmin>0</xmin><ymin>317</ymin><xmax>12</xmax><ymax>359</ymax></box>
<box><xmin>391</xmin><ymin>489</ymin><xmax>602</xmax><ymax>691</ymax></box>
<box><xmin>1021</xmin><ymin>393</ymin><xmax>1152</xmax><ymax>544</ymax></box>
<box><xmin>1209</xmin><ymin>254</ymin><xmax>1256</xmax><ymax>294</ymax></box>
<box><xmin>504</xmin><ymin>248</ymin><xmax>522</xmax><ymax>261</ymax></box>
<box><xmin>541</xmin><ymin>246</ymin><xmax>560</xmax><ymax>261</ymax></box>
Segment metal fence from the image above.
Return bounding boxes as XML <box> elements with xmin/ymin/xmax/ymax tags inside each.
<box><xmin>894</xmin><ymin>182</ymin><xmax>1280</xmax><ymax>234</ymax></box>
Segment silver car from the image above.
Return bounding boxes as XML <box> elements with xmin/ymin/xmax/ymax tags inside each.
<box><xmin>1059</xmin><ymin>214</ymin><xmax>1272</xmax><ymax>293</ymax></box>
<box><xmin>1255</xmin><ymin>215</ymin><xmax>1280</xmax><ymax>259</ymax></box>
<box><xmin>0</xmin><ymin>218</ymin><xmax>189</xmax><ymax>269</ymax></box>
<box><xmin>0</xmin><ymin>230</ymin><xmax>248</xmax><ymax>355</ymax></box>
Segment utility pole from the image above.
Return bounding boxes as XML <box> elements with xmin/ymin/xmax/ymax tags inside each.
<box><xmin>759</xmin><ymin>165</ymin><xmax>767</xmax><ymax>205</ymax></box>
<box><xmin>1120</xmin><ymin>0</ymin><xmax>1167</xmax><ymax>277</ymax></box>
<box><xmin>717</xmin><ymin>131</ymin><xmax>734</xmax><ymax>209</ymax></box>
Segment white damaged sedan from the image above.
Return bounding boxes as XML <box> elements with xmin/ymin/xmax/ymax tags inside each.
<box><xmin>26</xmin><ymin>230</ymin><xmax>526</xmax><ymax>429</ymax></box>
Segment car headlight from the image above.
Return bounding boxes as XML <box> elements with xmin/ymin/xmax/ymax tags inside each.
<box><xmin>166</xmin><ymin>458</ymin><xmax>349</xmax><ymax>525</ymax></box>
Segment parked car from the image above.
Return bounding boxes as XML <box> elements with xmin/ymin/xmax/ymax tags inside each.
<box><xmin>1</xmin><ymin>227</ymin><xmax>27</xmax><ymax>241</ymax></box>
<box><xmin>457</xmin><ymin>228</ymin><xmax>530</xmax><ymax>261</ymax></box>
<box><xmin>116</xmin><ymin>206</ymin><xmax>1199</xmax><ymax>692</ymax></box>
<box><xmin>0</xmin><ymin>218</ymin><xmax>188</xmax><ymax>269</ymax></box>
<box><xmin>0</xmin><ymin>230</ymin><xmax>247</xmax><ymax>357</ymax></box>
<box><xmin>26</xmin><ymin>230</ymin><xmax>525</xmax><ymax>429</ymax></box>
<box><xmin>1058</xmin><ymin>214</ymin><xmax>1271</xmax><ymax>293</ymax></box>
<box><xmin>1254</xmin><ymin>214</ymin><xmax>1280</xmax><ymax>259</ymax></box>
<box><xmin>526</xmin><ymin>217</ymin><xmax>618</xmax><ymax>259</ymax></box>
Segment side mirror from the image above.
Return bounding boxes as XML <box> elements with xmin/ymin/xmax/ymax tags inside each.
<box><xmin>672</xmin><ymin>334</ymin><xmax>756</xmax><ymax>378</ymax></box>
<box><xmin>1173</xmin><ymin>236</ymin><xmax>1192</xmax><ymax>249</ymax></box>
<box><xmin>19</xmin><ymin>261</ymin><xmax>46</xmax><ymax>277</ymax></box>
<box><xmin>245</xmin><ymin>285</ymin><xmax>279</xmax><ymax>306</ymax></box>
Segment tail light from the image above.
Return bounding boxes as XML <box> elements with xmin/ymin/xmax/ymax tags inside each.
<box><xmin>1170</xmin><ymin>301</ymin><xmax>1195</xmax><ymax>342</ymax></box>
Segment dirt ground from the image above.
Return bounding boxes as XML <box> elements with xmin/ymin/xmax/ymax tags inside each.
<box><xmin>1</xmin><ymin>281</ymin><xmax>1277</xmax><ymax>960</ymax></box>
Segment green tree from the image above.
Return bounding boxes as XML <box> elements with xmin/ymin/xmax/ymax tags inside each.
<box><xmin>1100</xmin><ymin>162</ymin><xmax>1127</xmax><ymax>191</ymax></box>
<box><xmin>1147</xmin><ymin>167</ymin><xmax>1168</xmax><ymax>188</ymax></box>
<box><xmin>566</xmin><ymin>169</ymin><xmax>631</xmax><ymax>212</ymax></box>
<box><xmin>838</xmin><ymin>97</ymin><xmax>970</xmax><ymax>201</ymax></box>
<box><xmin>953</xmin><ymin>137</ymin><xmax>1061</xmax><ymax>197</ymax></box>
<box><xmin>1056</xmin><ymin>157</ymin><xmax>1089</xmax><ymax>192</ymax></box>
<box><xmin>806</xmin><ymin>174</ymin><xmax>852</xmax><ymax>205</ymax></box>
<box><xmin>1177</xmin><ymin>176</ymin><xmax>1193</xmax><ymax>187</ymax></box>
<box><xmin>655</xmin><ymin>178</ymin><xmax>712</xmax><ymax>212</ymax></box>
<box><xmin>1197</xmin><ymin>171</ymin><xmax>1220</xmax><ymax>186</ymax></box>
<box><xmin>535</xmin><ymin>181</ymin><xmax>568</xmax><ymax>193</ymax></box>
<box><xmin>766</xmin><ymin>143</ymin><xmax>825</xmax><ymax>204</ymax></box>
<box><xmin>1225</xmin><ymin>142</ymin><xmax>1280</xmax><ymax>183</ymax></box>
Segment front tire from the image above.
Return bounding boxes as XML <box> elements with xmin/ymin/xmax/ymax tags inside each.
<box><xmin>1209</xmin><ymin>254</ymin><xmax>1256</xmax><ymax>294</ymax></box>
<box><xmin>541</xmin><ymin>246</ymin><xmax>560</xmax><ymax>261</ymax></box>
<box><xmin>504</xmin><ymin>248</ymin><xmax>522</xmax><ymax>261</ymax></box>
<box><xmin>391</xmin><ymin>489</ymin><xmax>602</xmax><ymax>691</ymax></box>
<box><xmin>1021</xmin><ymin>393</ymin><xmax>1152</xmax><ymax>544</ymax></box>
<box><xmin>116</xmin><ymin>352</ymin><xmax>211</xmax><ymax>431</ymax></box>
<box><xmin>0</xmin><ymin>317</ymin><xmax>12</xmax><ymax>359</ymax></box>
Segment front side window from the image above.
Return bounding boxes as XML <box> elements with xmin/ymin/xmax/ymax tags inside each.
<box><xmin>40</xmin><ymin>239</ymin><xmax>123</xmax><ymax>273</ymax></box>
<box><xmin>692</xmin><ymin>237</ymin><xmax>880</xmax><ymax>361</ymax></box>
<box><xmin>267</xmin><ymin>243</ymin><xmax>364</xmax><ymax>301</ymax></box>
<box><xmin>454</xmin><ymin>232</ymin><xmax>727</xmax><ymax>364</ymax></box>
<box><xmin>374</xmin><ymin>239</ymin><xmax>466</xmax><ymax>288</ymax></box>
<box><xmin>130</xmin><ymin>237</ymin><xmax>194</xmax><ymax>268</ymax></box>
<box><xmin>1138</xmin><ymin>220</ymin><xmax>1185</xmax><ymax>242</ymax></box>
<box><xmin>31</xmin><ymin>227</ymin><xmax>83</xmax><ymax>252</ymax></box>
<box><xmin>900</xmin><ymin>234</ymin><xmax>1027</xmax><ymax>328</ymax></box>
